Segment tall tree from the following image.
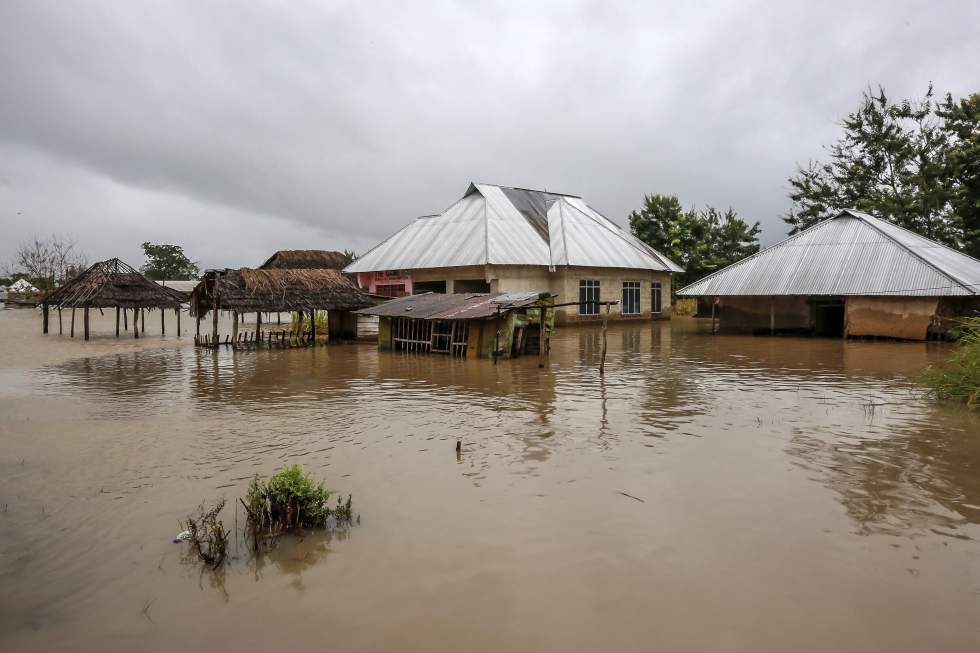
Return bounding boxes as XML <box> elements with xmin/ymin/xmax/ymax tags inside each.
<box><xmin>140</xmin><ymin>242</ymin><xmax>199</xmax><ymax>280</ymax></box>
<box><xmin>630</xmin><ymin>194</ymin><xmax>760</xmax><ymax>289</ymax></box>
<box><xmin>937</xmin><ymin>93</ymin><xmax>980</xmax><ymax>258</ymax></box>
<box><xmin>783</xmin><ymin>85</ymin><xmax>980</xmax><ymax>254</ymax></box>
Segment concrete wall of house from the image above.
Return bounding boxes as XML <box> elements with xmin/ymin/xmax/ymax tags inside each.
<box><xmin>845</xmin><ymin>297</ymin><xmax>938</xmax><ymax>341</ymax></box>
<box><xmin>717</xmin><ymin>297</ymin><xmax>811</xmax><ymax>334</ymax></box>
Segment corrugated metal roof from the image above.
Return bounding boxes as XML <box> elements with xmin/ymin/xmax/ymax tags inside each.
<box><xmin>356</xmin><ymin>291</ymin><xmax>551</xmax><ymax>320</ymax></box>
<box><xmin>678</xmin><ymin>209</ymin><xmax>980</xmax><ymax>297</ymax></box>
<box><xmin>344</xmin><ymin>183</ymin><xmax>681</xmax><ymax>273</ymax></box>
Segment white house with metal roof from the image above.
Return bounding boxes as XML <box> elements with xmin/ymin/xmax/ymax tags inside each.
<box><xmin>345</xmin><ymin>182</ymin><xmax>682</xmax><ymax>322</ymax></box>
<box><xmin>678</xmin><ymin>209</ymin><xmax>980</xmax><ymax>340</ymax></box>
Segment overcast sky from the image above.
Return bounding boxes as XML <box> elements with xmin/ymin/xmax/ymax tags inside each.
<box><xmin>1</xmin><ymin>1</ymin><xmax>977</xmax><ymax>271</ymax></box>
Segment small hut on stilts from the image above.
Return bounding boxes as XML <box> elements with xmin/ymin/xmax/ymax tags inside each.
<box><xmin>188</xmin><ymin>267</ymin><xmax>374</xmax><ymax>349</ymax></box>
<box><xmin>40</xmin><ymin>258</ymin><xmax>183</xmax><ymax>341</ymax></box>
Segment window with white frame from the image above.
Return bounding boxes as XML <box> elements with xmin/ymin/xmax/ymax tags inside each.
<box><xmin>579</xmin><ymin>279</ymin><xmax>600</xmax><ymax>315</ymax></box>
<box><xmin>651</xmin><ymin>282</ymin><xmax>663</xmax><ymax>314</ymax></box>
<box><xmin>622</xmin><ymin>281</ymin><xmax>640</xmax><ymax>315</ymax></box>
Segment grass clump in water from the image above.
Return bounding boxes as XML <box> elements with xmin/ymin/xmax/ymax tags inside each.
<box><xmin>242</xmin><ymin>465</ymin><xmax>353</xmax><ymax>549</ymax></box>
<box><xmin>923</xmin><ymin>317</ymin><xmax>980</xmax><ymax>409</ymax></box>
<box><xmin>182</xmin><ymin>499</ymin><xmax>230</xmax><ymax>569</ymax></box>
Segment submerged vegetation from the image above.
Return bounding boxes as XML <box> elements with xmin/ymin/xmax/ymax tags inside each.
<box><xmin>179</xmin><ymin>466</ymin><xmax>356</xmax><ymax>571</ymax></box>
<box><xmin>923</xmin><ymin>317</ymin><xmax>980</xmax><ymax>408</ymax></box>
<box><xmin>182</xmin><ymin>499</ymin><xmax>230</xmax><ymax>569</ymax></box>
<box><xmin>241</xmin><ymin>465</ymin><xmax>355</xmax><ymax>550</ymax></box>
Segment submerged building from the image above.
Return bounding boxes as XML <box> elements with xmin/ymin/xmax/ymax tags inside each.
<box><xmin>356</xmin><ymin>291</ymin><xmax>555</xmax><ymax>358</ymax></box>
<box><xmin>678</xmin><ymin>209</ymin><xmax>980</xmax><ymax>340</ymax></box>
<box><xmin>344</xmin><ymin>183</ymin><xmax>681</xmax><ymax>323</ymax></box>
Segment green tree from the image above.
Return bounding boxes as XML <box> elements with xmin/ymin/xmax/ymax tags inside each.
<box><xmin>937</xmin><ymin>93</ymin><xmax>980</xmax><ymax>258</ymax></box>
<box><xmin>629</xmin><ymin>194</ymin><xmax>760</xmax><ymax>289</ymax></box>
<box><xmin>783</xmin><ymin>85</ymin><xmax>980</xmax><ymax>254</ymax></box>
<box><xmin>140</xmin><ymin>242</ymin><xmax>199</xmax><ymax>280</ymax></box>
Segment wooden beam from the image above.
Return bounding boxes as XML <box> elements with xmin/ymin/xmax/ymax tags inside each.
<box><xmin>58</xmin><ymin>306</ymin><xmax>63</xmax><ymax>335</ymax></box>
<box><xmin>176</xmin><ymin>308</ymin><xmax>181</xmax><ymax>338</ymax></box>
<box><xmin>42</xmin><ymin>303</ymin><xmax>49</xmax><ymax>334</ymax></box>
<box><xmin>70</xmin><ymin>307</ymin><xmax>75</xmax><ymax>338</ymax></box>
<box><xmin>134</xmin><ymin>308</ymin><xmax>139</xmax><ymax>339</ymax></box>
<box><xmin>83</xmin><ymin>307</ymin><xmax>90</xmax><ymax>341</ymax></box>
<box><xmin>115</xmin><ymin>307</ymin><xmax>120</xmax><ymax>337</ymax></box>
<box><xmin>599</xmin><ymin>302</ymin><xmax>609</xmax><ymax>376</ymax></box>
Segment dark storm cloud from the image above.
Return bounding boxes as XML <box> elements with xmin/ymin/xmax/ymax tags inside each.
<box><xmin>1</xmin><ymin>0</ymin><xmax>977</xmax><ymax>269</ymax></box>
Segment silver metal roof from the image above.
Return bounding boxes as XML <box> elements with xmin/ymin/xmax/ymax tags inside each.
<box><xmin>356</xmin><ymin>291</ymin><xmax>552</xmax><ymax>320</ymax></box>
<box><xmin>678</xmin><ymin>210</ymin><xmax>980</xmax><ymax>297</ymax></box>
<box><xmin>344</xmin><ymin>183</ymin><xmax>682</xmax><ymax>274</ymax></box>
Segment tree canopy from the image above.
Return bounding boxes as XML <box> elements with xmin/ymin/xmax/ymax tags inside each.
<box><xmin>784</xmin><ymin>86</ymin><xmax>980</xmax><ymax>257</ymax></box>
<box><xmin>629</xmin><ymin>194</ymin><xmax>760</xmax><ymax>290</ymax></box>
<box><xmin>140</xmin><ymin>242</ymin><xmax>199</xmax><ymax>280</ymax></box>
<box><xmin>7</xmin><ymin>234</ymin><xmax>87</xmax><ymax>291</ymax></box>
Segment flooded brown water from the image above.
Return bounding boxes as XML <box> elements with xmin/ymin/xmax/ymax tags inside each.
<box><xmin>1</xmin><ymin>306</ymin><xmax>979</xmax><ymax>652</ymax></box>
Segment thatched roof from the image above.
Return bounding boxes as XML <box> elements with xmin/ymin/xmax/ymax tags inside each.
<box><xmin>259</xmin><ymin>250</ymin><xmax>350</xmax><ymax>270</ymax></box>
<box><xmin>43</xmin><ymin>259</ymin><xmax>181</xmax><ymax>309</ymax></box>
<box><xmin>190</xmin><ymin>267</ymin><xmax>373</xmax><ymax>316</ymax></box>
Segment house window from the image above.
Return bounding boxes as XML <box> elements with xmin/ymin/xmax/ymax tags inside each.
<box><xmin>579</xmin><ymin>279</ymin><xmax>600</xmax><ymax>315</ymax></box>
<box><xmin>375</xmin><ymin>284</ymin><xmax>407</xmax><ymax>297</ymax></box>
<box><xmin>622</xmin><ymin>281</ymin><xmax>640</xmax><ymax>315</ymax></box>
<box><xmin>651</xmin><ymin>282</ymin><xmax>663</xmax><ymax>314</ymax></box>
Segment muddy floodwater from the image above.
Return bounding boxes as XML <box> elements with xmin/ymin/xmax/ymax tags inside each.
<box><xmin>1</xmin><ymin>307</ymin><xmax>979</xmax><ymax>652</ymax></box>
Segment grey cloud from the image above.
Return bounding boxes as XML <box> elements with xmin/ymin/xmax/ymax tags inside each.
<box><xmin>1</xmin><ymin>0</ymin><xmax>977</xmax><ymax>270</ymax></box>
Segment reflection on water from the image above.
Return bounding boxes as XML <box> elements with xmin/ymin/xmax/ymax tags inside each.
<box><xmin>1</xmin><ymin>308</ymin><xmax>979</xmax><ymax>652</ymax></box>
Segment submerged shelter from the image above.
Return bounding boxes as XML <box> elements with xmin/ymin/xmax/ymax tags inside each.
<box><xmin>189</xmin><ymin>266</ymin><xmax>373</xmax><ymax>347</ymax></box>
<box><xmin>678</xmin><ymin>210</ymin><xmax>980</xmax><ymax>340</ymax></box>
<box><xmin>344</xmin><ymin>183</ymin><xmax>681</xmax><ymax>323</ymax></box>
<box><xmin>356</xmin><ymin>291</ymin><xmax>555</xmax><ymax>358</ymax></box>
<box><xmin>41</xmin><ymin>258</ymin><xmax>182</xmax><ymax>340</ymax></box>
<box><xmin>259</xmin><ymin>249</ymin><xmax>350</xmax><ymax>271</ymax></box>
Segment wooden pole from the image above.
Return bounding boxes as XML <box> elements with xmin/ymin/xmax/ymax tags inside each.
<box><xmin>599</xmin><ymin>303</ymin><xmax>609</xmax><ymax>376</ymax></box>
<box><xmin>58</xmin><ymin>306</ymin><xmax>63</xmax><ymax>334</ymax></box>
<box><xmin>140</xmin><ymin>308</ymin><xmax>145</xmax><ymax>334</ymax></box>
<box><xmin>83</xmin><ymin>307</ymin><xmax>90</xmax><ymax>341</ymax></box>
<box><xmin>232</xmin><ymin>311</ymin><xmax>239</xmax><ymax>345</ymax></box>
<box><xmin>211</xmin><ymin>302</ymin><xmax>219</xmax><ymax>349</ymax></box>
<box><xmin>161</xmin><ymin>307</ymin><xmax>165</xmax><ymax>336</ymax></box>
<box><xmin>70</xmin><ymin>307</ymin><xmax>75</xmax><ymax>338</ymax></box>
<box><xmin>256</xmin><ymin>312</ymin><xmax>262</xmax><ymax>340</ymax></box>
<box><xmin>42</xmin><ymin>302</ymin><xmax>49</xmax><ymax>334</ymax></box>
<box><xmin>176</xmin><ymin>308</ymin><xmax>181</xmax><ymax>337</ymax></box>
<box><xmin>123</xmin><ymin>307</ymin><xmax>128</xmax><ymax>331</ymax></box>
<box><xmin>310</xmin><ymin>310</ymin><xmax>316</xmax><ymax>345</ymax></box>
<box><xmin>115</xmin><ymin>307</ymin><xmax>120</xmax><ymax>337</ymax></box>
<box><xmin>277</xmin><ymin>312</ymin><xmax>281</xmax><ymax>325</ymax></box>
<box><xmin>134</xmin><ymin>308</ymin><xmax>139</xmax><ymax>339</ymax></box>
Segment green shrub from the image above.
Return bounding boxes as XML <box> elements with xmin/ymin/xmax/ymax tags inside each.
<box><xmin>243</xmin><ymin>466</ymin><xmax>353</xmax><ymax>548</ymax></box>
<box><xmin>922</xmin><ymin>317</ymin><xmax>980</xmax><ymax>409</ymax></box>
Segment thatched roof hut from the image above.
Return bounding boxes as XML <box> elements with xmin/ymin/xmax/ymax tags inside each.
<box><xmin>189</xmin><ymin>267</ymin><xmax>375</xmax><ymax>348</ymax></box>
<box><xmin>190</xmin><ymin>268</ymin><xmax>371</xmax><ymax>316</ymax></box>
<box><xmin>259</xmin><ymin>250</ymin><xmax>350</xmax><ymax>270</ymax></box>
<box><xmin>40</xmin><ymin>258</ymin><xmax>182</xmax><ymax>340</ymax></box>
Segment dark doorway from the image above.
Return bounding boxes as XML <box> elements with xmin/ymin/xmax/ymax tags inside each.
<box><xmin>813</xmin><ymin>298</ymin><xmax>845</xmax><ymax>337</ymax></box>
<box><xmin>413</xmin><ymin>280</ymin><xmax>447</xmax><ymax>294</ymax></box>
<box><xmin>454</xmin><ymin>279</ymin><xmax>491</xmax><ymax>293</ymax></box>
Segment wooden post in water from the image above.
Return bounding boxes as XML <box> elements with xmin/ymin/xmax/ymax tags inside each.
<box><xmin>160</xmin><ymin>307</ymin><xmax>165</xmax><ymax>336</ymax></box>
<box><xmin>599</xmin><ymin>302</ymin><xmax>609</xmax><ymax>376</ymax></box>
<box><xmin>140</xmin><ymin>308</ymin><xmax>145</xmax><ymax>335</ymax></box>
<box><xmin>42</xmin><ymin>302</ymin><xmax>49</xmax><ymax>334</ymax></box>
<box><xmin>256</xmin><ymin>312</ymin><xmax>262</xmax><ymax>341</ymax></box>
<box><xmin>176</xmin><ymin>308</ymin><xmax>181</xmax><ymax>337</ymax></box>
<box><xmin>232</xmin><ymin>311</ymin><xmax>239</xmax><ymax>345</ymax></box>
<box><xmin>277</xmin><ymin>312</ymin><xmax>281</xmax><ymax>325</ymax></box>
<box><xmin>58</xmin><ymin>306</ymin><xmax>63</xmax><ymax>334</ymax></box>
<box><xmin>134</xmin><ymin>308</ymin><xmax>139</xmax><ymax>339</ymax></box>
<box><xmin>70</xmin><ymin>307</ymin><xmax>75</xmax><ymax>338</ymax></box>
<box><xmin>710</xmin><ymin>298</ymin><xmax>717</xmax><ymax>335</ymax></box>
<box><xmin>211</xmin><ymin>303</ymin><xmax>219</xmax><ymax>349</ymax></box>
<box><xmin>123</xmin><ymin>307</ymin><xmax>128</xmax><ymax>331</ymax></box>
<box><xmin>115</xmin><ymin>307</ymin><xmax>120</xmax><ymax>337</ymax></box>
<box><xmin>83</xmin><ymin>307</ymin><xmax>90</xmax><ymax>341</ymax></box>
<box><xmin>310</xmin><ymin>309</ymin><xmax>316</xmax><ymax>345</ymax></box>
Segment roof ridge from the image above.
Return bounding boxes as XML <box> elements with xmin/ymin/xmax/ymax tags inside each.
<box><xmin>558</xmin><ymin>199</ymin><xmax>674</xmax><ymax>271</ymax></box>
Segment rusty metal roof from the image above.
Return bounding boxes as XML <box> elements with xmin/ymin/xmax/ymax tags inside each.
<box><xmin>356</xmin><ymin>291</ymin><xmax>552</xmax><ymax>320</ymax></box>
<box><xmin>678</xmin><ymin>210</ymin><xmax>980</xmax><ymax>297</ymax></box>
<box><xmin>344</xmin><ymin>182</ymin><xmax>682</xmax><ymax>274</ymax></box>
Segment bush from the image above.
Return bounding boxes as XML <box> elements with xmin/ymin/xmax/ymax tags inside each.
<box><xmin>922</xmin><ymin>317</ymin><xmax>980</xmax><ymax>408</ymax></box>
<box><xmin>243</xmin><ymin>465</ymin><xmax>353</xmax><ymax>549</ymax></box>
<box><xmin>182</xmin><ymin>499</ymin><xmax>230</xmax><ymax>569</ymax></box>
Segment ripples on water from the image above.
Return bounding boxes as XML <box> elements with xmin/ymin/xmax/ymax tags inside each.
<box><xmin>2</xmin><ymin>314</ymin><xmax>980</xmax><ymax>651</ymax></box>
